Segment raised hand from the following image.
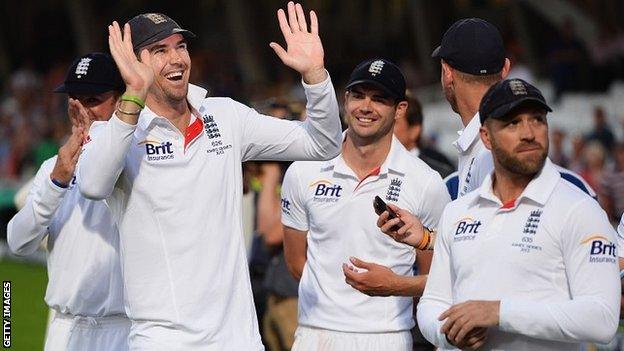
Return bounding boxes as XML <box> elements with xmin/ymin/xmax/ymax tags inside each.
<box><xmin>270</xmin><ymin>2</ymin><xmax>327</xmax><ymax>84</ymax></box>
<box><xmin>50</xmin><ymin>124</ymin><xmax>85</xmax><ymax>185</ymax></box>
<box><xmin>68</xmin><ymin>98</ymin><xmax>92</xmax><ymax>133</ymax></box>
<box><xmin>377</xmin><ymin>204</ymin><xmax>425</xmax><ymax>248</ymax></box>
<box><xmin>108</xmin><ymin>21</ymin><xmax>153</xmax><ymax>99</ymax></box>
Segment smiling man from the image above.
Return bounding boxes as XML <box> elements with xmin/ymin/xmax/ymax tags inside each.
<box><xmin>281</xmin><ymin>58</ymin><xmax>449</xmax><ymax>351</ymax></box>
<box><xmin>416</xmin><ymin>79</ymin><xmax>620</xmax><ymax>350</ymax></box>
<box><xmin>77</xmin><ymin>4</ymin><xmax>342</xmax><ymax>350</ymax></box>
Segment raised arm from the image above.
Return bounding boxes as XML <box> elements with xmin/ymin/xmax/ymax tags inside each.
<box><xmin>79</xmin><ymin>21</ymin><xmax>153</xmax><ymax>199</ymax></box>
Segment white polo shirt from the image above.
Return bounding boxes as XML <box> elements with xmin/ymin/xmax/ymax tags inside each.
<box><xmin>78</xmin><ymin>78</ymin><xmax>342</xmax><ymax>350</ymax></box>
<box><xmin>454</xmin><ymin>115</ymin><xmax>595</xmax><ymax>199</ymax></box>
<box><xmin>417</xmin><ymin>159</ymin><xmax>620</xmax><ymax>350</ymax></box>
<box><xmin>281</xmin><ymin>136</ymin><xmax>450</xmax><ymax>333</ymax></box>
<box><xmin>7</xmin><ymin>156</ymin><xmax>124</xmax><ymax>317</ymax></box>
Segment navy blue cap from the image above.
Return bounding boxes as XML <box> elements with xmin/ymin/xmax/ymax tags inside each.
<box><xmin>479</xmin><ymin>78</ymin><xmax>552</xmax><ymax>124</ymax></box>
<box><xmin>54</xmin><ymin>52</ymin><xmax>124</xmax><ymax>94</ymax></box>
<box><xmin>345</xmin><ymin>59</ymin><xmax>406</xmax><ymax>101</ymax></box>
<box><xmin>432</xmin><ymin>18</ymin><xmax>505</xmax><ymax>75</ymax></box>
<box><xmin>128</xmin><ymin>13</ymin><xmax>196</xmax><ymax>50</ymax></box>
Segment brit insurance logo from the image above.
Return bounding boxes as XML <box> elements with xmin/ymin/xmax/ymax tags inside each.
<box><xmin>581</xmin><ymin>235</ymin><xmax>617</xmax><ymax>263</ymax></box>
<box><xmin>309</xmin><ymin>179</ymin><xmax>343</xmax><ymax>203</ymax></box>
<box><xmin>138</xmin><ymin>139</ymin><xmax>175</xmax><ymax>162</ymax></box>
<box><xmin>281</xmin><ymin>198</ymin><xmax>291</xmax><ymax>216</ymax></box>
<box><xmin>453</xmin><ymin>217</ymin><xmax>481</xmax><ymax>242</ymax></box>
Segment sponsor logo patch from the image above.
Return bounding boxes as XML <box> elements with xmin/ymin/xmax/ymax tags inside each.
<box><xmin>581</xmin><ymin>235</ymin><xmax>617</xmax><ymax>263</ymax></box>
<box><xmin>309</xmin><ymin>179</ymin><xmax>342</xmax><ymax>203</ymax></box>
<box><xmin>453</xmin><ymin>217</ymin><xmax>481</xmax><ymax>242</ymax></box>
<box><xmin>138</xmin><ymin>139</ymin><xmax>175</xmax><ymax>161</ymax></box>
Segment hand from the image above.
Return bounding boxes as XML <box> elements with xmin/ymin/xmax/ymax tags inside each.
<box><xmin>108</xmin><ymin>21</ymin><xmax>153</xmax><ymax>98</ymax></box>
<box><xmin>342</xmin><ymin>257</ymin><xmax>398</xmax><ymax>296</ymax></box>
<box><xmin>377</xmin><ymin>203</ymin><xmax>425</xmax><ymax>247</ymax></box>
<box><xmin>68</xmin><ymin>98</ymin><xmax>93</xmax><ymax>133</ymax></box>
<box><xmin>50</xmin><ymin>125</ymin><xmax>85</xmax><ymax>184</ymax></box>
<box><xmin>449</xmin><ymin>327</ymin><xmax>488</xmax><ymax>350</ymax></box>
<box><xmin>439</xmin><ymin>300</ymin><xmax>500</xmax><ymax>347</ymax></box>
<box><xmin>270</xmin><ymin>2</ymin><xmax>326</xmax><ymax>84</ymax></box>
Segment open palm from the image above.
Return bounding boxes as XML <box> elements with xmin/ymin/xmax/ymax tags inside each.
<box><xmin>108</xmin><ymin>21</ymin><xmax>153</xmax><ymax>98</ymax></box>
<box><xmin>270</xmin><ymin>2</ymin><xmax>325</xmax><ymax>83</ymax></box>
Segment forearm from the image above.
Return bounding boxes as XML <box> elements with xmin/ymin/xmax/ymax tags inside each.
<box><xmin>390</xmin><ymin>274</ymin><xmax>428</xmax><ymax>296</ymax></box>
<box><xmin>416</xmin><ymin>298</ymin><xmax>455</xmax><ymax>349</ymax></box>
<box><xmin>7</xmin><ymin>176</ymin><xmax>66</xmax><ymax>255</ymax></box>
<box><xmin>300</xmin><ymin>73</ymin><xmax>342</xmax><ymax>159</ymax></box>
<box><xmin>500</xmin><ymin>296</ymin><xmax>619</xmax><ymax>344</ymax></box>
<box><xmin>78</xmin><ymin>116</ymin><xmax>134</xmax><ymax>199</ymax></box>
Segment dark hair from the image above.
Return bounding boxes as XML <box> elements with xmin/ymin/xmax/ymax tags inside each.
<box><xmin>404</xmin><ymin>94</ymin><xmax>424</xmax><ymax>127</ymax></box>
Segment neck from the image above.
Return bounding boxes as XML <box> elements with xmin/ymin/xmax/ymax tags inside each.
<box><xmin>456</xmin><ymin>84</ymin><xmax>490</xmax><ymax>127</ymax></box>
<box><xmin>491</xmin><ymin>162</ymin><xmax>534</xmax><ymax>204</ymax></box>
<box><xmin>342</xmin><ymin>131</ymin><xmax>393</xmax><ymax>180</ymax></box>
<box><xmin>146</xmin><ymin>94</ymin><xmax>191</xmax><ymax>133</ymax></box>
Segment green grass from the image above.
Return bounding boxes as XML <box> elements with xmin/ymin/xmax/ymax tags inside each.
<box><xmin>1</xmin><ymin>259</ymin><xmax>48</xmax><ymax>350</ymax></box>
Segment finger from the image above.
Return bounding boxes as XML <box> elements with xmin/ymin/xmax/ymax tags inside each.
<box><xmin>123</xmin><ymin>23</ymin><xmax>135</xmax><ymax>54</ymax></box>
<box><xmin>295</xmin><ymin>3</ymin><xmax>308</xmax><ymax>32</ymax></box>
<box><xmin>455</xmin><ymin>323</ymin><xmax>475</xmax><ymax>344</ymax></box>
<box><xmin>287</xmin><ymin>2</ymin><xmax>299</xmax><ymax>33</ymax></box>
<box><xmin>269</xmin><ymin>43</ymin><xmax>289</xmax><ymax>64</ymax></box>
<box><xmin>310</xmin><ymin>10</ymin><xmax>318</xmax><ymax>35</ymax></box>
<box><xmin>276</xmin><ymin>9</ymin><xmax>292</xmax><ymax>39</ymax></box>
<box><xmin>376</xmin><ymin>211</ymin><xmax>389</xmax><ymax>228</ymax></box>
<box><xmin>380</xmin><ymin>217</ymin><xmax>402</xmax><ymax>233</ymax></box>
<box><xmin>439</xmin><ymin>306</ymin><xmax>453</xmax><ymax>321</ymax></box>
<box><xmin>349</xmin><ymin>256</ymin><xmax>371</xmax><ymax>270</ymax></box>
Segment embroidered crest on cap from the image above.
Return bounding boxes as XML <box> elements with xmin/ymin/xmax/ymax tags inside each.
<box><xmin>144</xmin><ymin>13</ymin><xmax>167</xmax><ymax>24</ymax></box>
<box><xmin>75</xmin><ymin>58</ymin><xmax>92</xmax><ymax>79</ymax></box>
<box><xmin>368</xmin><ymin>60</ymin><xmax>384</xmax><ymax>76</ymax></box>
<box><xmin>509</xmin><ymin>79</ymin><xmax>527</xmax><ymax>96</ymax></box>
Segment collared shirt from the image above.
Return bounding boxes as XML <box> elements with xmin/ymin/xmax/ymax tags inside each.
<box><xmin>7</xmin><ymin>156</ymin><xmax>125</xmax><ymax>317</ymax></box>
<box><xmin>417</xmin><ymin>159</ymin><xmax>619</xmax><ymax>350</ymax></box>
<box><xmin>77</xmin><ymin>77</ymin><xmax>342</xmax><ymax>350</ymax></box>
<box><xmin>452</xmin><ymin>113</ymin><xmax>493</xmax><ymax>197</ymax></box>
<box><xmin>281</xmin><ymin>136</ymin><xmax>450</xmax><ymax>333</ymax></box>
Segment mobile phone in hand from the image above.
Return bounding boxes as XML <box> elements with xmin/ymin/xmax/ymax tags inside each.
<box><xmin>373</xmin><ymin>196</ymin><xmax>404</xmax><ymax>231</ymax></box>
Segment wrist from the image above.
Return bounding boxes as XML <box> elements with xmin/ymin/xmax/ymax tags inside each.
<box><xmin>302</xmin><ymin>67</ymin><xmax>327</xmax><ymax>85</ymax></box>
<box><xmin>50</xmin><ymin>175</ymin><xmax>69</xmax><ymax>188</ymax></box>
<box><xmin>123</xmin><ymin>87</ymin><xmax>148</xmax><ymax>101</ymax></box>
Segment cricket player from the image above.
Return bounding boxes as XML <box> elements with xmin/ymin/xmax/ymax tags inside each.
<box><xmin>7</xmin><ymin>52</ymin><xmax>129</xmax><ymax>351</ymax></box>
<box><xmin>280</xmin><ymin>58</ymin><xmax>449</xmax><ymax>351</ymax></box>
<box><xmin>77</xmin><ymin>3</ymin><xmax>342</xmax><ymax>350</ymax></box>
<box><xmin>417</xmin><ymin>78</ymin><xmax>620</xmax><ymax>350</ymax></box>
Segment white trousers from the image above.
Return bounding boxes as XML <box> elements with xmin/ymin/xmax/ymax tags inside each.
<box><xmin>292</xmin><ymin>326</ymin><xmax>412</xmax><ymax>351</ymax></box>
<box><xmin>44</xmin><ymin>311</ymin><xmax>131</xmax><ymax>351</ymax></box>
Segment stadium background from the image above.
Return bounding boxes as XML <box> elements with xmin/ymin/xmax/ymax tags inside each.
<box><xmin>0</xmin><ymin>0</ymin><xmax>623</xmax><ymax>349</ymax></box>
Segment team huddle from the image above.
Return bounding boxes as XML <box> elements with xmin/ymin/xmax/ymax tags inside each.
<box><xmin>6</xmin><ymin>2</ymin><xmax>621</xmax><ymax>351</ymax></box>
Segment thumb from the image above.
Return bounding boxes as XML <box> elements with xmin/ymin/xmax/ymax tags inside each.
<box><xmin>269</xmin><ymin>42</ymin><xmax>288</xmax><ymax>64</ymax></box>
<box><xmin>350</xmin><ymin>256</ymin><xmax>372</xmax><ymax>270</ymax></box>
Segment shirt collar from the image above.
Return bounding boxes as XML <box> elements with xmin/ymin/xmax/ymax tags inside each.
<box><xmin>331</xmin><ymin>132</ymin><xmax>408</xmax><ymax>178</ymax></box>
<box><xmin>475</xmin><ymin>158</ymin><xmax>559</xmax><ymax>207</ymax></box>
<box><xmin>453</xmin><ymin>112</ymin><xmax>481</xmax><ymax>153</ymax></box>
<box><xmin>138</xmin><ymin>84</ymin><xmax>208</xmax><ymax>130</ymax></box>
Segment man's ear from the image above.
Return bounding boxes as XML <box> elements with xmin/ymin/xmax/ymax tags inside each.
<box><xmin>500</xmin><ymin>58</ymin><xmax>511</xmax><ymax>79</ymax></box>
<box><xmin>441</xmin><ymin>61</ymin><xmax>454</xmax><ymax>87</ymax></box>
<box><xmin>480</xmin><ymin>124</ymin><xmax>493</xmax><ymax>151</ymax></box>
<box><xmin>394</xmin><ymin>101</ymin><xmax>408</xmax><ymax>121</ymax></box>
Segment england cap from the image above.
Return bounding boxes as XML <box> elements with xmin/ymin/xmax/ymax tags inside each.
<box><xmin>54</xmin><ymin>52</ymin><xmax>124</xmax><ymax>95</ymax></box>
<box><xmin>345</xmin><ymin>59</ymin><xmax>406</xmax><ymax>101</ymax></box>
<box><xmin>127</xmin><ymin>13</ymin><xmax>196</xmax><ymax>50</ymax></box>
<box><xmin>479</xmin><ymin>78</ymin><xmax>552</xmax><ymax>124</ymax></box>
<box><xmin>432</xmin><ymin>18</ymin><xmax>505</xmax><ymax>75</ymax></box>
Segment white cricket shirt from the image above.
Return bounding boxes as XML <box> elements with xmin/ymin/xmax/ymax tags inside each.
<box><xmin>7</xmin><ymin>156</ymin><xmax>125</xmax><ymax>317</ymax></box>
<box><xmin>417</xmin><ymin>159</ymin><xmax>620</xmax><ymax>350</ymax></box>
<box><xmin>281</xmin><ymin>136</ymin><xmax>450</xmax><ymax>333</ymax></box>
<box><xmin>77</xmin><ymin>78</ymin><xmax>342</xmax><ymax>350</ymax></box>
